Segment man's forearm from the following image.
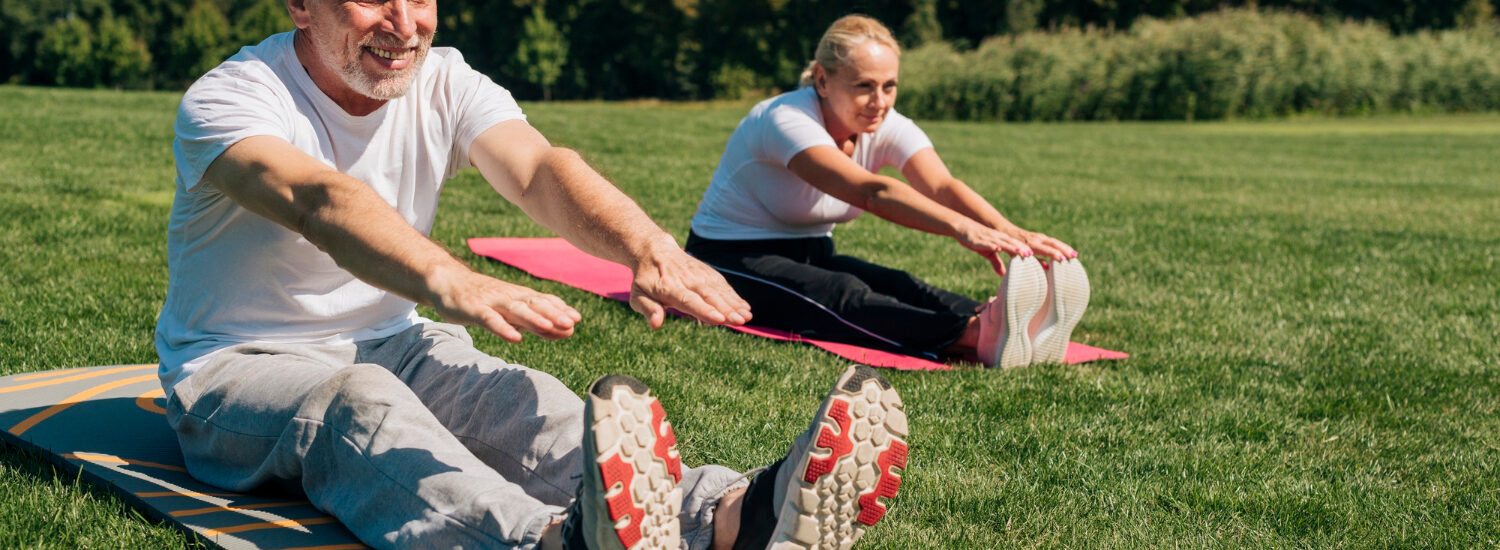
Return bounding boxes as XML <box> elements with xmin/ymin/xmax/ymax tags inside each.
<box><xmin>510</xmin><ymin>148</ymin><xmax>680</xmax><ymax>269</ymax></box>
<box><xmin>297</xmin><ymin>172</ymin><xmax>471</xmax><ymax>308</ymax></box>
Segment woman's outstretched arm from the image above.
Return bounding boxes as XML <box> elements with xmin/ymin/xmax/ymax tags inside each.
<box><xmin>788</xmin><ymin>145</ymin><xmax>1031</xmax><ymax>274</ymax></box>
<box><xmin>900</xmin><ymin>148</ymin><xmax>1076</xmax><ymax>261</ymax></box>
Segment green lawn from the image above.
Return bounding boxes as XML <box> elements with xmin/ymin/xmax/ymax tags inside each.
<box><xmin>1</xmin><ymin>84</ymin><xmax>1497</xmax><ymax>548</ymax></box>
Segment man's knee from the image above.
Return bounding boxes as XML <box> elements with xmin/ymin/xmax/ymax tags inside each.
<box><xmin>303</xmin><ymin>364</ymin><xmax>421</xmax><ymax>426</ymax></box>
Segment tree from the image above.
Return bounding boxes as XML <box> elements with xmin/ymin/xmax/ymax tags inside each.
<box><xmin>232</xmin><ymin>0</ymin><xmax>292</xmax><ymax>47</ymax></box>
<box><xmin>511</xmin><ymin>5</ymin><xmax>568</xmax><ymax>100</ymax></box>
<box><xmin>901</xmin><ymin>0</ymin><xmax>942</xmax><ymax>46</ymax></box>
<box><xmin>35</xmin><ymin>16</ymin><xmax>95</xmax><ymax>86</ymax></box>
<box><xmin>94</xmin><ymin>14</ymin><xmax>150</xmax><ymax>87</ymax></box>
<box><xmin>167</xmin><ymin>1</ymin><xmax>231</xmax><ymax>85</ymax></box>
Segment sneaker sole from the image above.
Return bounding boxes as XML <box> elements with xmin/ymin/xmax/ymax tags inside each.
<box><xmin>771</xmin><ymin>366</ymin><xmax>909</xmax><ymax>550</ymax></box>
<box><xmin>1000</xmin><ymin>257</ymin><xmax>1047</xmax><ymax>369</ymax></box>
<box><xmin>1032</xmin><ymin>259</ymin><xmax>1090</xmax><ymax>364</ymax></box>
<box><xmin>585</xmin><ymin>375</ymin><xmax>683</xmax><ymax>550</ymax></box>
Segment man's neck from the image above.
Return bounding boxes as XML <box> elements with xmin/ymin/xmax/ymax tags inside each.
<box><xmin>293</xmin><ymin>29</ymin><xmax>387</xmax><ymax>116</ymax></box>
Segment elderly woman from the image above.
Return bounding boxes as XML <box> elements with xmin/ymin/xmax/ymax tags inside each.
<box><xmin>685</xmin><ymin>14</ymin><xmax>1090</xmax><ymax>368</ymax></box>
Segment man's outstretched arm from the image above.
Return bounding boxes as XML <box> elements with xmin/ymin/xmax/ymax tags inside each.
<box><xmin>469</xmin><ymin>120</ymin><xmax>751</xmax><ymax>329</ymax></box>
<box><xmin>201</xmin><ymin>135</ymin><xmax>581</xmax><ymax>342</ymax></box>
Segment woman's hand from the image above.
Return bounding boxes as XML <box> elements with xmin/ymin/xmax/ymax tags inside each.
<box><xmin>1012</xmin><ymin>230</ymin><xmax>1077</xmax><ymax>262</ymax></box>
<box><xmin>955</xmin><ymin>221</ymin><xmax>1033</xmax><ymax>275</ymax></box>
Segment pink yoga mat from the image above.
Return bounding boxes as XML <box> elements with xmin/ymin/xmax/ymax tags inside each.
<box><xmin>468</xmin><ymin>237</ymin><xmax>1127</xmax><ymax>371</ymax></box>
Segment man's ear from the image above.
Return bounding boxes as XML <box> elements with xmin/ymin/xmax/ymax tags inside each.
<box><xmin>287</xmin><ymin>0</ymin><xmax>313</xmax><ymax>29</ymax></box>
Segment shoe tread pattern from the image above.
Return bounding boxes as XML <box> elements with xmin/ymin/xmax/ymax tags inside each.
<box><xmin>775</xmin><ymin>367</ymin><xmax>908</xmax><ymax>549</ymax></box>
<box><xmin>1032</xmin><ymin>259</ymin><xmax>1090</xmax><ymax>364</ymax></box>
<box><xmin>590</xmin><ymin>383</ymin><xmax>683</xmax><ymax>550</ymax></box>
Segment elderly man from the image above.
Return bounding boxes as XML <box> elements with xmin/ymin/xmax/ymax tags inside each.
<box><xmin>156</xmin><ymin>0</ymin><xmax>909</xmax><ymax>548</ymax></box>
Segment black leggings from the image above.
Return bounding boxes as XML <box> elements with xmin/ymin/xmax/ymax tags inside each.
<box><xmin>686</xmin><ymin>232</ymin><xmax>980</xmax><ymax>357</ymax></box>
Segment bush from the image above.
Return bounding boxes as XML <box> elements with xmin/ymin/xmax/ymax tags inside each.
<box><xmin>95</xmin><ymin>15</ymin><xmax>151</xmax><ymax>88</ymax></box>
<box><xmin>35</xmin><ymin>17</ymin><xmax>95</xmax><ymax>87</ymax></box>
<box><xmin>899</xmin><ymin>8</ymin><xmax>1500</xmax><ymax>121</ymax></box>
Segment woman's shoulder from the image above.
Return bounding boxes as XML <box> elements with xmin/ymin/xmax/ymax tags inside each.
<box><xmin>751</xmin><ymin>87</ymin><xmax>820</xmax><ymax>122</ymax></box>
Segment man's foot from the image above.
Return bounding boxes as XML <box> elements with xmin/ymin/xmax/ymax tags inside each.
<box><xmin>731</xmin><ymin>365</ymin><xmax>908</xmax><ymax>550</ymax></box>
<box><xmin>1029</xmin><ymin>258</ymin><xmax>1090</xmax><ymax>364</ymax></box>
<box><xmin>977</xmin><ymin>255</ymin><xmax>1047</xmax><ymax>368</ymax></box>
<box><xmin>560</xmin><ymin>375</ymin><xmax>683</xmax><ymax>550</ymax></box>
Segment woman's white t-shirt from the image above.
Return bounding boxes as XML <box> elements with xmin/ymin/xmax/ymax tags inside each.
<box><xmin>156</xmin><ymin>31</ymin><xmax>525</xmax><ymax>392</ymax></box>
<box><xmin>690</xmin><ymin>87</ymin><xmax>933</xmax><ymax>240</ymax></box>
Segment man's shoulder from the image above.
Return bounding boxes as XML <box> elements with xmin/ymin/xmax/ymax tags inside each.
<box><xmin>184</xmin><ymin>32</ymin><xmax>296</xmax><ymax>101</ymax></box>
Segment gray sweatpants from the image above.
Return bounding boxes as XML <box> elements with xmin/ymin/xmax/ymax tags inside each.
<box><xmin>166</xmin><ymin>322</ymin><xmax>744</xmax><ymax>549</ymax></box>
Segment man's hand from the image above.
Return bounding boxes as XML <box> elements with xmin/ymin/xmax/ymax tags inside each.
<box><xmin>427</xmin><ymin>266</ymin><xmax>581</xmax><ymax>342</ymax></box>
<box><xmin>627</xmin><ymin>238</ymin><xmax>751</xmax><ymax>330</ymax></box>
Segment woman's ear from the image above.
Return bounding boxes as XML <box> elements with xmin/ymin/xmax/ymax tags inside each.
<box><xmin>813</xmin><ymin>65</ymin><xmax>827</xmax><ymax>98</ymax></box>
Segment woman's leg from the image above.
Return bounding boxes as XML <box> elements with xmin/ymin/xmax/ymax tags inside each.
<box><xmin>688</xmin><ymin>235</ymin><xmax>971</xmax><ymax>354</ymax></box>
<box><xmin>822</xmin><ymin>253</ymin><xmax>983</xmax><ymax>320</ymax></box>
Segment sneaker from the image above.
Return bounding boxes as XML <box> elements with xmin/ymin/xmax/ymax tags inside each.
<box><xmin>977</xmin><ymin>255</ymin><xmax>1047</xmax><ymax>368</ymax></box>
<box><xmin>1029</xmin><ymin>258</ymin><xmax>1090</xmax><ymax>365</ymax></box>
<box><xmin>561</xmin><ymin>375</ymin><xmax>683</xmax><ymax>550</ymax></box>
<box><xmin>732</xmin><ymin>365</ymin><xmax>909</xmax><ymax>550</ymax></box>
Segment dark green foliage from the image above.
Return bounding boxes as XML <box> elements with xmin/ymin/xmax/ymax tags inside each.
<box><xmin>2</xmin><ymin>0</ymin><xmax>1497</xmax><ymax>112</ymax></box>
<box><xmin>511</xmin><ymin>6</ymin><xmax>568</xmax><ymax>101</ymax></box>
<box><xmin>231</xmin><ymin>0</ymin><xmax>292</xmax><ymax>48</ymax></box>
<box><xmin>94</xmin><ymin>14</ymin><xmax>150</xmax><ymax>88</ymax></box>
<box><xmin>900</xmin><ymin>9</ymin><xmax>1500</xmax><ymax>121</ymax></box>
<box><xmin>34</xmin><ymin>17</ymin><xmax>94</xmax><ymax>87</ymax></box>
<box><xmin>166</xmin><ymin>1</ymin><xmax>232</xmax><ymax>86</ymax></box>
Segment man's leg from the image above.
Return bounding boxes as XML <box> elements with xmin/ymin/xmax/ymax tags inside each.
<box><xmin>167</xmin><ymin>342</ymin><xmax>561</xmax><ymax>549</ymax></box>
<box><xmin>365</xmin><ymin>323</ymin><xmax>746</xmax><ymax>550</ymax></box>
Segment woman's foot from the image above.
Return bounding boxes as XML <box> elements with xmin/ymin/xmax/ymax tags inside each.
<box><xmin>977</xmin><ymin>256</ymin><xmax>1047</xmax><ymax>368</ymax></box>
<box><xmin>1029</xmin><ymin>259</ymin><xmax>1091</xmax><ymax>365</ymax></box>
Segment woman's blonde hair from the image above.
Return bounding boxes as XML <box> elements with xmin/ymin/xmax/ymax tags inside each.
<box><xmin>798</xmin><ymin>15</ymin><xmax>901</xmax><ymax>88</ymax></box>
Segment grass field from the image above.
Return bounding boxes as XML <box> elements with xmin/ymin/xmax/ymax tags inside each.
<box><xmin>1</xmin><ymin>84</ymin><xmax>1497</xmax><ymax>548</ymax></box>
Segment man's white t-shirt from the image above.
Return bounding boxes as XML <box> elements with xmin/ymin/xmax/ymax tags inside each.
<box><xmin>690</xmin><ymin>86</ymin><xmax>933</xmax><ymax>240</ymax></box>
<box><xmin>156</xmin><ymin>31</ymin><xmax>526</xmax><ymax>393</ymax></box>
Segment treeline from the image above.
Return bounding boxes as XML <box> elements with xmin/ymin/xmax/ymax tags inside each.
<box><xmin>2</xmin><ymin>0</ymin><xmax>291</xmax><ymax>89</ymax></box>
<box><xmin>2</xmin><ymin>0</ymin><xmax>1497</xmax><ymax>110</ymax></box>
<box><xmin>899</xmin><ymin>10</ymin><xmax>1500</xmax><ymax>121</ymax></box>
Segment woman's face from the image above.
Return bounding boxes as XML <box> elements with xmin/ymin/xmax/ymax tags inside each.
<box><xmin>815</xmin><ymin>41</ymin><xmax>899</xmax><ymax>139</ymax></box>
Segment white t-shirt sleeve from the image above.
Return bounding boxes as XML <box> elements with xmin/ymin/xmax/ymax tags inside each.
<box><xmin>760</xmin><ymin>100</ymin><xmax>837</xmax><ymax>167</ymax></box>
<box><xmin>443</xmin><ymin>53</ymin><xmax>527</xmax><ymax>174</ymax></box>
<box><xmin>172</xmin><ymin>69</ymin><xmax>292</xmax><ymax>194</ymax></box>
<box><xmin>871</xmin><ymin>110</ymin><xmax>935</xmax><ymax>170</ymax></box>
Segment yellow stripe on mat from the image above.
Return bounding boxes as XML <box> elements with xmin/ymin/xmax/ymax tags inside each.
<box><xmin>136</xmin><ymin>491</ymin><xmax>241</xmax><ymax>498</ymax></box>
<box><xmin>171</xmin><ymin>501</ymin><xmax>308</xmax><ymax>518</ymax></box>
<box><xmin>13</xmin><ymin>367</ymin><xmax>95</xmax><ymax>381</ymax></box>
<box><xmin>136</xmin><ymin>387</ymin><xmax>167</xmax><ymax>415</ymax></box>
<box><xmin>201</xmin><ymin>516</ymin><xmax>339</xmax><ymax>537</ymax></box>
<box><xmin>8</xmin><ymin>374</ymin><xmax>160</xmax><ymax>435</ymax></box>
<box><xmin>0</xmin><ymin>365</ymin><xmax>155</xmax><ymax>394</ymax></box>
<box><xmin>61</xmin><ymin>452</ymin><xmax>187</xmax><ymax>473</ymax></box>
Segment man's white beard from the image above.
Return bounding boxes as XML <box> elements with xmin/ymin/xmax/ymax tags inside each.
<box><xmin>312</xmin><ymin>23</ymin><xmax>432</xmax><ymax>101</ymax></box>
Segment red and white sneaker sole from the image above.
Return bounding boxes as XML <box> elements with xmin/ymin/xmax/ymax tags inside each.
<box><xmin>588</xmin><ymin>379</ymin><xmax>684</xmax><ymax>550</ymax></box>
<box><xmin>773</xmin><ymin>366</ymin><xmax>909</xmax><ymax>550</ymax></box>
